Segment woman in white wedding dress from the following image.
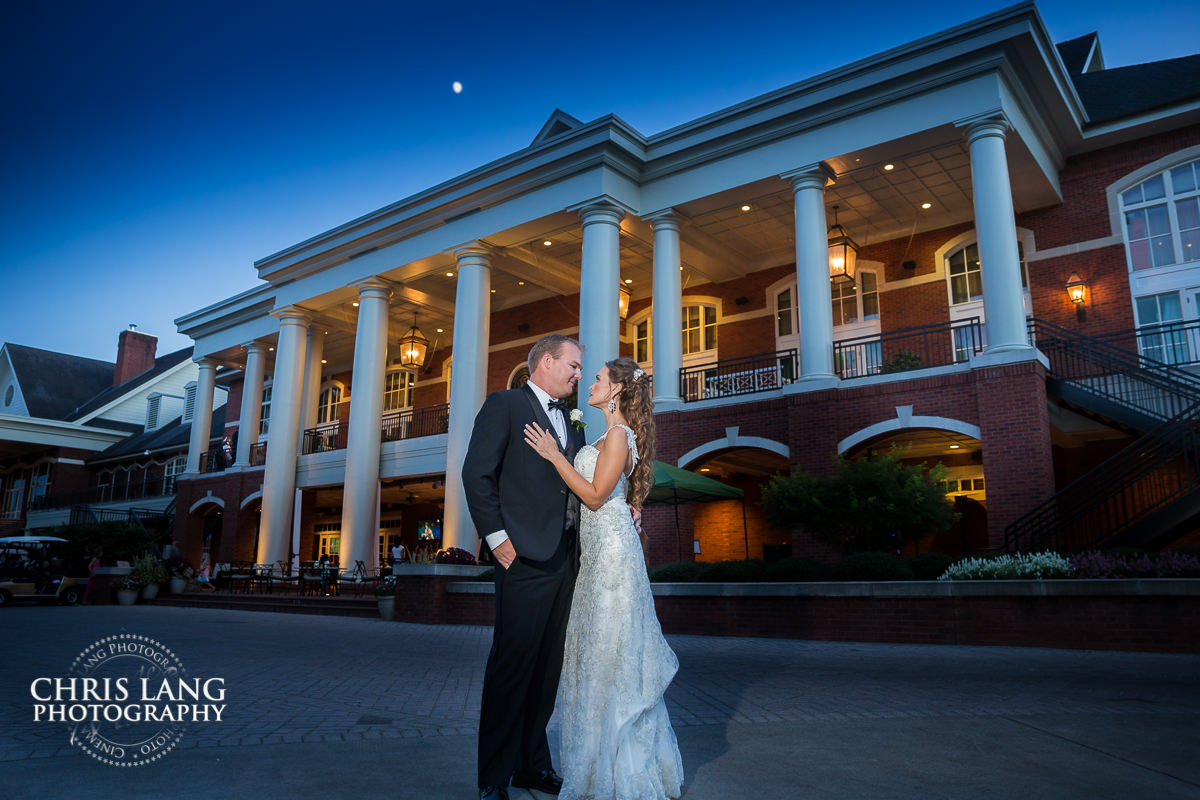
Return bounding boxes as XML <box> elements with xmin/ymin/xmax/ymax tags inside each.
<box><xmin>524</xmin><ymin>356</ymin><xmax>684</xmax><ymax>800</ymax></box>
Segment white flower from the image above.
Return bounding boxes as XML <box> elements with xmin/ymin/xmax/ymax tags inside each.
<box><xmin>569</xmin><ymin>409</ymin><xmax>582</xmax><ymax>422</ymax></box>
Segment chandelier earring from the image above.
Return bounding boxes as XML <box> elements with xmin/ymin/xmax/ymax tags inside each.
<box><xmin>608</xmin><ymin>396</ymin><xmax>617</xmax><ymax>413</ymax></box>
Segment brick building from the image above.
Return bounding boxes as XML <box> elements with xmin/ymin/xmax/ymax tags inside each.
<box><xmin>172</xmin><ymin>3</ymin><xmax>1200</xmax><ymax>573</ymax></box>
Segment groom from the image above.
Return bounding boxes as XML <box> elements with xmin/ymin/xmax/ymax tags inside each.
<box><xmin>462</xmin><ymin>334</ymin><xmax>585</xmax><ymax>800</ymax></box>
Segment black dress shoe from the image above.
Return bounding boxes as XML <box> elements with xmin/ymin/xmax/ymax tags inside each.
<box><xmin>479</xmin><ymin>786</ymin><xmax>509</xmax><ymax>800</ymax></box>
<box><xmin>511</xmin><ymin>768</ymin><xmax>563</xmax><ymax>795</ymax></box>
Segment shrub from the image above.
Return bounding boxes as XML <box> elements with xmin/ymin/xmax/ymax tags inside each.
<box><xmin>648</xmin><ymin>561</ymin><xmax>704</xmax><ymax>582</ymax></box>
<box><xmin>434</xmin><ymin>547</ymin><xmax>477</xmax><ymax>565</ymax></box>
<box><xmin>938</xmin><ymin>552</ymin><xmax>1072</xmax><ymax>580</ymax></box>
<box><xmin>764</xmin><ymin>556</ymin><xmax>833</xmax><ymax>582</ymax></box>
<box><xmin>1170</xmin><ymin>545</ymin><xmax>1200</xmax><ymax>560</ymax></box>
<box><xmin>698</xmin><ymin>559</ymin><xmax>766</xmax><ymax>582</ymax></box>
<box><xmin>130</xmin><ymin>553</ymin><xmax>168</xmax><ymax>584</ymax></box>
<box><xmin>832</xmin><ymin>552</ymin><xmax>913</xmax><ymax>581</ymax></box>
<box><xmin>906</xmin><ymin>552</ymin><xmax>953</xmax><ymax>581</ymax></box>
<box><xmin>1071</xmin><ymin>549</ymin><xmax>1200</xmax><ymax>579</ymax></box>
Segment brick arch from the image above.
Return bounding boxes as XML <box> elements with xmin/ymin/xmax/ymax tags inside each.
<box><xmin>837</xmin><ymin>406</ymin><xmax>981</xmax><ymax>455</ymax></box>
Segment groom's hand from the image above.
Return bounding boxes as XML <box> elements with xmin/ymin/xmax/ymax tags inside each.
<box><xmin>492</xmin><ymin>539</ymin><xmax>517</xmax><ymax>570</ymax></box>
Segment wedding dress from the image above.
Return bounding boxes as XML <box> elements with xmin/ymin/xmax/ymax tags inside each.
<box><xmin>558</xmin><ymin>424</ymin><xmax>684</xmax><ymax>800</ymax></box>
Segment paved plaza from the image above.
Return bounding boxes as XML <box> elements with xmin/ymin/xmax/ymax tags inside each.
<box><xmin>1</xmin><ymin>604</ymin><xmax>1198</xmax><ymax>799</ymax></box>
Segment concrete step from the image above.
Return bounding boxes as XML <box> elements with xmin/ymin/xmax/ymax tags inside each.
<box><xmin>155</xmin><ymin>591</ymin><xmax>380</xmax><ymax>618</ymax></box>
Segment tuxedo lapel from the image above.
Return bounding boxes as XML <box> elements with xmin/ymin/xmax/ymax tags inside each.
<box><xmin>521</xmin><ymin>384</ymin><xmax>569</xmax><ymax>455</ymax></box>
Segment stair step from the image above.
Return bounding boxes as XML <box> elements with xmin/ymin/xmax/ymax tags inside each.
<box><xmin>154</xmin><ymin>592</ymin><xmax>379</xmax><ymax>618</ymax></box>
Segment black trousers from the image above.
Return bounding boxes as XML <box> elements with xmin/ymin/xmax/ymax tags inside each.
<box><xmin>477</xmin><ymin>529</ymin><xmax>577</xmax><ymax>787</ymax></box>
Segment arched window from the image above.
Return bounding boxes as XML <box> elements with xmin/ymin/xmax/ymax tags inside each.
<box><xmin>1121</xmin><ymin>158</ymin><xmax>1200</xmax><ymax>270</ymax></box>
<box><xmin>508</xmin><ymin>364</ymin><xmax>530</xmax><ymax>390</ymax></box>
<box><xmin>947</xmin><ymin>241</ymin><xmax>1029</xmax><ymax>306</ymax></box>
<box><xmin>163</xmin><ymin>456</ymin><xmax>186</xmax><ymax>495</ymax></box>
<box><xmin>258</xmin><ymin>382</ymin><xmax>272</xmax><ymax>437</ymax></box>
<box><xmin>682</xmin><ymin>304</ymin><xmax>717</xmax><ymax>355</ymax></box>
<box><xmin>317</xmin><ymin>384</ymin><xmax>343</xmax><ymax>425</ymax></box>
<box><xmin>383</xmin><ymin>369</ymin><xmax>415</xmax><ymax>411</ymax></box>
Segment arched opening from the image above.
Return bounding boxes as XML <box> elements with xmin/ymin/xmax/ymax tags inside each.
<box><xmin>842</xmin><ymin>427</ymin><xmax>988</xmax><ymax>557</ymax></box>
<box><xmin>679</xmin><ymin>447</ymin><xmax>791</xmax><ymax>563</ymax></box>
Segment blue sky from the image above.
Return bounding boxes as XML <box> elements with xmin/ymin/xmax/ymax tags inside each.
<box><xmin>2</xmin><ymin>0</ymin><xmax>1197</xmax><ymax>363</ymax></box>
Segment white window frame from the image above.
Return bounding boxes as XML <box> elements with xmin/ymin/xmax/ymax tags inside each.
<box><xmin>259</xmin><ymin>382</ymin><xmax>273</xmax><ymax>439</ymax></box>
<box><xmin>383</xmin><ymin>369</ymin><xmax>415</xmax><ymax>413</ymax></box>
<box><xmin>681</xmin><ymin>301</ymin><xmax>719</xmax><ymax>362</ymax></box>
<box><xmin>317</xmin><ymin>382</ymin><xmax>344</xmax><ymax>428</ymax></box>
<box><xmin>938</xmin><ymin>230</ymin><xmax>1036</xmax><ymax>341</ymax></box>
<box><xmin>1120</xmin><ymin>157</ymin><xmax>1200</xmax><ymax>271</ymax></box>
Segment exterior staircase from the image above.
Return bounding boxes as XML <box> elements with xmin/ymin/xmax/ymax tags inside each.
<box><xmin>1006</xmin><ymin>319</ymin><xmax>1200</xmax><ymax>553</ymax></box>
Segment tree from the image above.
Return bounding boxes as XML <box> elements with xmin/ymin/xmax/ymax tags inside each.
<box><xmin>761</xmin><ymin>448</ymin><xmax>955</xmax><ymax>553</ymax></box>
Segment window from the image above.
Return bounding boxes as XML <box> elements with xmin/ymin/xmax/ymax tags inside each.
<box><xmin>259</xmin><ymin>384</ymin><xmax>272</xmax><ymax>436</ymax></box>
<box><xmin>509</xmin><ymin>365</ymin><xmax>530</xmax><ymax>390</ymax></box>
<box><xmin>384</xmin><ymin>370</ymin><xmax>415</xmax><ymax>412</ymax></box>
<box><xmin>30</xmin><ymin>462</ymin><xmax>51</xmax><ymax>505</ymax></box>
<box><xmin>317</xmin><ymin>385</ymin><xmax>342</xmax><ymax>425</ymax></box>
<box><xmin>1135</xmin><ymin>291</ymin><xmax>1188</xmax><ymax>364</ymax></box>
<box><xmin>948</xmin><ymin>242</ymin><xmax>1028</xmax><ymax>305</ymax></box>
<box><xmin>2</xmin><ymin>469</ymin><xmax>26</xmax><ymax>518</ymax></box>
<box><xmin>682</xmin><ymin>305</ymin><xmax>716</xmax><ymax>355</ymax></box>
<box><xmin>635</xmin><ymin>319</ymin><xmax>650</xmax><ymax>363</ymax></box>
<box><xmin>162</xmin><ymin>456</ymin><xmax>186</xmax><ymax>495</ymax></box>
<box><xmin>775</xmin><ymin>288</ymin><xmax>794</xmax><ymax>337</ymax></box>
<box><xmin>1121</xmin><ymin>159</ymin><xmax>1200</xmax><ymax>270</ymax></box>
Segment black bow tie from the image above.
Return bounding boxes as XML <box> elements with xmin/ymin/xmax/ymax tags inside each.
<box><xmin>547</xmin><ymin>399</ymin><xmax>568</xmax><ymax>413</ymax></box>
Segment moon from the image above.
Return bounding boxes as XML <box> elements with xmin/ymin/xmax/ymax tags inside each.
<box><xmin>452</xmin><ymin>81</ymin><xmax>463</xmax><ymax>94</ymax></box>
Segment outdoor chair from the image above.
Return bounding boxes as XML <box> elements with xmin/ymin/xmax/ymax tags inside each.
<box><xmin>227</xmin><ymin>561</ymin><xmax>253</xmax><ymax>593</ymax></box>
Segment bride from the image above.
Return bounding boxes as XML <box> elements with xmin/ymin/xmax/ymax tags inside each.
<box><xmin>524</xmin><ymin>356</ymin><xmax>684</xmax><ymax>800</ymax></box>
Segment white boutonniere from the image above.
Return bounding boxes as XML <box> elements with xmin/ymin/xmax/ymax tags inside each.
<box><xmin>569</xmin><ymin>408</ymin><xmax>587</xmax><ymax>430</ymax></box>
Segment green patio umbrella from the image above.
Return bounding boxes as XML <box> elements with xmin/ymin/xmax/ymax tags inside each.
<box><xmin>643</xmin><ymin>461</ymin><xmax>746</xmax><ymax>561</ymax></box>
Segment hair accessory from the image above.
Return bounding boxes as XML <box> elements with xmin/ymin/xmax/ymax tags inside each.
<box><xmin>632</xmin><ymin>368</ymin><xmax>645</xmax><ymax>380</ymax></box>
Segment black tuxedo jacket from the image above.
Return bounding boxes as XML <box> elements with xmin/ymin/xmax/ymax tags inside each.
<box><xmin>462</xmin><ymin>384</ymin><xmax>586</xmax><ymax>563</ymax></box>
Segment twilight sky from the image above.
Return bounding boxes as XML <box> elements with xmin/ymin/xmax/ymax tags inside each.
<box><xmin>1</xmin><ymin>0</ymin><xmax>1197</xmax><ymax>363</ymax></box>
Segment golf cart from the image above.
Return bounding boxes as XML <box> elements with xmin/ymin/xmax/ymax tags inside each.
<box><xmin>0</xmin><ymin>535</ymin><xmax>85</xmax><ymax>606</ymax></box>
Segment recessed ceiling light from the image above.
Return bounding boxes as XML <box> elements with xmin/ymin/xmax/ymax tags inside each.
<box><xmin>268</xmin><ymin>347</ymin><xmax>274</xmax><ymax>352</ymax></box>
<box><xmin>700</xmin><ymin>468</ymin><xmax>710</xmax><ymax>472</ymax></box>
<box><xmin>321</xmin><ymin>359</ymin><xmax>327</xmax><ymax>364</ymax></box>
<box><xmin>624</xmin><ymin>278</ymin><xmax>633</xmax><ymax>284</ymax></box>
<box><xmin>949</xmin><ymin>444</ymin><xmax>960</xmax><ymax>449</ymax></box>
<box><xmin>741</xmin><ymin>204</ymin><xmax>751</xmax><ymax>212</ymax></box>
<box><xmin>351</xmin><ymin>301</ymin><xmax>359</xmax><ymax>307</ymax></box>
<box><xmin>543</xmin><ymin>240</ymin><xmax>552</xmax><ymax>246</ymax></box>
<box><xmin>490</xmin><ymin>289</ymin><xmax>496</xmax><ymax>293</ymax></box>
<box><xmin>436</xmin><ymin>328</ymin><xmax>444</xmax><ymax>333</ymax></box>
<box><xmin>446</xmin><ymin>271</ymin><xmax>454</xmax><ymax>277</ymax></box>
<box><xmin>921</xmin><ymin>202</ymin><xmax>932</xmax><ymax>209</ymax></box>
<box><xmin>517</xmin><ymin>281</ymin><xmax>525</xmax><ymax>286</ymax></box>
<box><xmin>883</xmin><ymin>163</ymin><xmax>895</xmax><ymax>171</ymax></box>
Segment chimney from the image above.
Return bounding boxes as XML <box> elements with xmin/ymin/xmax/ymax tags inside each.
<box><xmin>113</xmin><ymin>325</ymin><xmax>158</xmax><ymax>386</ymax></box>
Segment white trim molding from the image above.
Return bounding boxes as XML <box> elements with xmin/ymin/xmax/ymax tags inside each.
<box><xmin>837</xmin><ymin>406</ymin><xmax>982</xmax><ymax>454</ymax></box>
<box><xmin>678</xmin><ymin>426</ymin><xmax>789</xmax><ymax>468</ymax></box>
<box><xmin>189</xmin><ymin>494</ymin><xmax>226</xmax><ymax>514</ymax></box>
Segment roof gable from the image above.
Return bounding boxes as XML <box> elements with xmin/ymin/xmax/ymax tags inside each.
<box><xmin>65</xmin><ymin>345</ymin><xmax>194</xmax><ymax>423</ymax></box>
<box><xmin>530</xmin><ymin>109</ymin><xmax>584</xmax><ymax>147</ymax></box>
<box><xmin>1068</xmin><ymin>52</ymin><xmax>1200</xmax><ymax>123</ymax></box>
<box><xmin>2</xmin><ymin>343</ymin><xmax>114</xmax><ymax>420</ymax></box>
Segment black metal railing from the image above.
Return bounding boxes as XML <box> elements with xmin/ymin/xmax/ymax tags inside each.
<box><xmin>1006</xmin><ymin>319</ymin><xmax>1200</xmax><ymax>554</ymax></box>
<box><xmin>249</xmin><ymin>442</ymin><xmax>268</xmax><ymax>466</ymax></box>
<box><xmin>69</xmin><ymin>504</ymin><xmax>175</xmax><ymax>531</ymax></box>
<box><xmin>679</xmin><ymin>350</ymin><xmax>797</xmax><ymax>402</ymax></box>
<box><xmin>1029</xmin><ymin>318</ymin><xmax>1200</xmax><ymax>424</ymax></box>
<box><xmin>1005</xmin><ymin>399</ymin><xmax>1200</xmax><ymax>554</ymax></box>
<box><xmin>31</xmin><ymin>477</ymin><xmax>176</xmax><ymax>511</ymax></box>
<box><xmin>833</xmin><ymin>318</ymin><xmax>984</xmax><ymax>379</ymax></box>
<box><xmin>198</xmin><ymin>449</ymin><xmax>229</xmax><ymax>474</ymax></box>
<box><xmin>382</xmin><ymin>403</ymin><xmax>449</xmax><ymax>442</ymax></box>
<box><xmin>1091</xmin><ymin>318</ymin><xmax>1200</xmax><ymax>369</ymax></box>
<box><xmin>302</xmin><ymin>424</ymin><xmax>342</xmax><ymax>454</ymax></box>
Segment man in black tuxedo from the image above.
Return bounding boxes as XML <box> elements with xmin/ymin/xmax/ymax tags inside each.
<box><xmin>463</xmin><ymin>334</ymin><xmax>585</xmax><ymax>800</ymax></box>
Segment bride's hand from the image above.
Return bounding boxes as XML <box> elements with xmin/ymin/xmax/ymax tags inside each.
<box><xmin>523</xmin><ymin>423</ymin><xmax>560</xmax><ymax>461</ymax></box>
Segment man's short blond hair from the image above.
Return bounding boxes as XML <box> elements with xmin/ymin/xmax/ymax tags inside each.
<box><xmin>527</xmin><ymin>334</ymin><xmax>582</xmax><ymax>374</ymax></box>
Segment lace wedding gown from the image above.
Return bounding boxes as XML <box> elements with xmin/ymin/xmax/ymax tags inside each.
<box><xmin>557</xmin><ymin>424</ymin><xmax>684</xmax><ymax>800</ymax></box>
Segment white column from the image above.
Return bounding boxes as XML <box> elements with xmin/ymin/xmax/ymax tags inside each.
<box><xmin>233</xmin><ymin>342</ymin><xmax>267</xmax><ymax>467</ymax></box>
<box><xmin>339</xmin><ymin>279</ymin><xmax>392</xmax><ymax>573</ymax></box>
<box><xmin>185</xmin><ymin>358</ymin><xmax>217</xmax><ymax>474</ymax></box>
<box><xmin>442</xmin><ymin>243</ymin><xmax>492</xmax><ymax>554</ymax></box>
<box><xmin>576</xmin><ymin>199</ymin><xmax>625</xmax><ymax>429</ymax></box>
<box><xmin>961</xmin><ymin>115</ymin><xmax>1030</xmax><ymax>353</ymax></box>
<box><xmin>258</xmin><ymin>307</ymin><xmax>310</xmax><ymax>565</ymax></box>
<box><xmin>783</xmin><ymin>164</ymin><xmax>838</xmax><ymax>380</ymax></box>
<box><xmin>298</xmin><ymin>326</ymin><xmax>325</xmax><ymax>436</ymax></box>
<box><xmin>646</xmin><ymin>210</ymin><xmax>682</xmax><ymax>407</ymax></box>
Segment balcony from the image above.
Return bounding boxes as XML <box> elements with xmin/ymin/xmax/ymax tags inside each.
<box><xmin>302</xmin><ymin>403</ymin><xmax>450</xmax><ymax>454</ymax></box>
<box><xmin>680</xmin><ymin>350</ymin><xmax>797</xmax><ymax>402</ymax></box>
<box><xmin>834</xmin><ymin>318</ymin><xmax>984</xmax><ymax>379</ymax></box>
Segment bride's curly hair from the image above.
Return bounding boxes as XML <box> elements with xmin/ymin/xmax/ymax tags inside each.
<box><xmin>606</xmin><ymin>356</ymin><xmax>655</xmax><ymax>508</ymax></box>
